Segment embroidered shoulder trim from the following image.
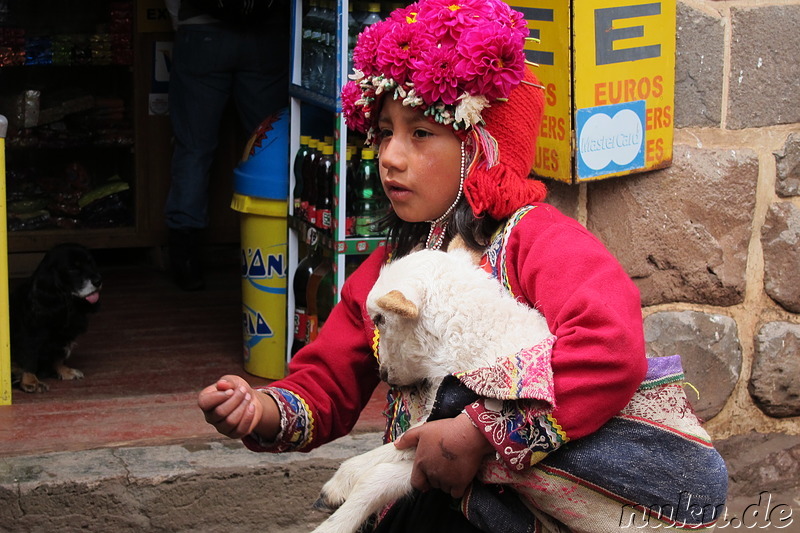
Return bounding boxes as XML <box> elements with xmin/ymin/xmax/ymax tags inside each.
<box><xmin>492</xmin><ymin>205</ymin><xmax>537</xmax><ymax>297</ymax></box>
<box><xmin>454</xmin><ymin>335</ymin><xmax>556</xmax><ymax>410</ymax></box>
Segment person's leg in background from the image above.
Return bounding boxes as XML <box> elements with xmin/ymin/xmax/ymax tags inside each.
<box><xmin>166</xmin><ymin>23</ymin><xmax>235</xmax><ymax>290</ymax></box>
<box><xmin>231</xmin><ymin>20</ymin><xmax>290</xmax><ymax>135</ymax></box>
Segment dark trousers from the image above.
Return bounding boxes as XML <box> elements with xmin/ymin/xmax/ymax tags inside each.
<box><xmin>166</xmin><ymin>20</ymin><xmax>289</xmax><ymax>230</ymax></box>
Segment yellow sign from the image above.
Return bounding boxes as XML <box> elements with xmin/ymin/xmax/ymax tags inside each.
<box><xmin>137</xmin><ymin>0</ymin><xmax>175</xmax><ymax>33</ymax></box>
<box><xmin>512</xmin><ymin>0</ymin><xmax>676</xmax><ymax>183</ymax></box>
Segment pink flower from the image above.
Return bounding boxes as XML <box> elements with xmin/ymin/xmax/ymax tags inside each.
<box><xmin>494</xmin><ymin>4</ymin><xmax>530</xmax><ymax>41</ymax></box>
<box><xmin>415</xmin><ymin>0</ymin><xmax>495</xmax><ymax>44</ymax></box>
<box><xmin>375</xmin><ymin>21</ymin><xmax>434</xmax><ymax>83</ymax></box>
<box><xmin>353</xmin><ymin>20</ymin><xmax>390</xmax><ymax>76</ymax></box>
<box><xmin>456</xmin><ymin>23</ymin><xmax>526</xmax><ymax>101</ymax></box>
<box><xmin>410</xmin><ymin>45</ymin><xmax>462</xmax><ymax>105</ymax></box>
<box><xmin>388</xmin><ymin>2</ymin><xmax>421</xmax><ymax>24</ymax></box>
<box><xmin>341</xmin><ymin>81</ymin><xmax>371</xmax><ymax>133</ymax></box>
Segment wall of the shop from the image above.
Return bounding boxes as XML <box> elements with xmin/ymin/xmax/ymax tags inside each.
<box><xmin>545</xmin><ymin>0</ymin><xmax>799</xmax><ymax>515</ymax></box>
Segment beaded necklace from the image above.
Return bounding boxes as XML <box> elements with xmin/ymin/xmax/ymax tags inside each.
<box><xmin>425</xmin><ymin>141</ymin><xmax>467</xmax><ymax>250</ymax></box>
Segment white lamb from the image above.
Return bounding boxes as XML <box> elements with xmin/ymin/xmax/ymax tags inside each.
<box><xmin>311</xmin><ymin>247</ymin><xmax>554</xmax><ymax>533</ymax></box>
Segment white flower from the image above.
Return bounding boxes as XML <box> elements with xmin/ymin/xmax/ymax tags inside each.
<box><xmin>402</xmin><ymin>88</ymin><xmax>425</xmax><ymax>108</ymax></box>
<box><xmin>348</xmin><ymin>69</ymin><xmax>365</xmax><ymax>82</ymax></box>
<box><xmin>455</xmin><ymin>93</ymin><xmax>489</xmax><ymax>128</ymax></box>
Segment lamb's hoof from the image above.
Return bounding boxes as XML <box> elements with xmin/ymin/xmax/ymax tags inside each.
<box><xmin>313</xmin><ymin>496</ymin><xmax>338</xmax><ymax>512</ymax></box>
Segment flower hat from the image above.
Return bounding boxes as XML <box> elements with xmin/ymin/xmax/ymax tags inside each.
<box><xmin>341</xmin><ymin>0</ymin><xmax>548</xmax><ymax>219</ymax></box>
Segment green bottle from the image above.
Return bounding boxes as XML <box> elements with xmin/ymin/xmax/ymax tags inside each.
<box><xmin>354</xmin><ymin>148</ymin><xmax>386</xmax><ymax>237</ymax></box>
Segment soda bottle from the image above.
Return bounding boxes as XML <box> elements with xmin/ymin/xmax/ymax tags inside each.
<box><xmin>347</xmin><ymin>3</ymin><xmax>360</xmax><ymax>74</ymax></box>
<box><xmin>315</xmin><ymin>142</ymin><xmax>335</xmax><ymax>232</ymax></box>
<box><xmin>292</xmin><ymin>135</ymin><xmax>311</xmax><ymax>217</ymax></box>
<box><xmin>318</xmin><ymin>0</ymin><xmax>336</xmax><ymax>94</ymax></box>
<box><xmin>306</xmin><ymin>255</ymin><xmax>334</xmax><ymax>343</ymax></box>
<box><xmin>385</xmin><ymin>3</ymin><xmax>405</xmax><ymax>18</ymax></box>
<box><xmin>301</xmin><ymin>0</ymin><xmax>322</xmax><ymax>89</ymax></box>
<box><xmin>301</xmin><ymin>138</ymin><xmax>320</xmax><ymax>224</ymax></box>
<box><xmin>361</xmin><ymin>2</ymin><xmax>382</xmax><ymax>32</ymax></box>
<box><xmin>291</xmin><ymin>243</ymin><xmax>323</xmax><ymax>356</ymax></box>
<box><xmin>354</xmin><ymin>148</ymin><xmax>387</xmax><ymax>237</ymax></box>
<box><xmin>345</xmin><ymin>146</ymin><xmax>357</xmax><ymax>237</ymax></box>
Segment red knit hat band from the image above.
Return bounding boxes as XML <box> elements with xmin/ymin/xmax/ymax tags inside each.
<box><xmin>464</xmin><ymin>68</ymin><xmax>547</xmax><ymax>220</ymax></box>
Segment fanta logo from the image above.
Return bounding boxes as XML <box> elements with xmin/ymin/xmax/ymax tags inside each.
<box><xmin>243</xmin><ymin>308</ymin><xmax>274</xmax><ymax>338</ymax></box>
<box><xmin>242</xmin><ymin>248</ymin><xmax>286</xmax><ymax>279</ymax></box>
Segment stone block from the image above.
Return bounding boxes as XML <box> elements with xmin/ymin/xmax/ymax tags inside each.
<box><xmin>542</xmin><ymin>177</ymin><xmax>579</xmax><ymax>219</ymax></box>
<box><xmin>587</xmin><ymin>144</ymin><xmax>758</xmax><ymax>307</ymax></box>
<box><xmin>644</xmin><ymin>310</ymin><xmax>742</xmax><ymax>421</ymax></box>
<box><xmin>713</xmin><ymin>432</ymin><xmax>799</xmax><ymax>530</ymax></box>
<box><xmin>761</xmin><ymin>202</ymin><xmax>800</xmax><ymax>313</ymax></box>
<box><xmin>0</xmin><ymin>434</ymin><xmax>383</xmax><ymax>532</ymax></box>
<box><xmin>728</xmin><ymin>6</ymin><xmax>800</xmax><ymax>129</ymax></box>
<box><xmin>675</xmin><ymin>2</ymin><xmax>725</xmax><ymax>128</ymax></box>
<box><xmin>775</xmin><ymin>133</ymin><xmax>800</xmax><ymax>198</ymax></box>
<box><xmin>750</xmin><ymin>322</ymin><xmax>800</xmax><ymax>418</ymax></box>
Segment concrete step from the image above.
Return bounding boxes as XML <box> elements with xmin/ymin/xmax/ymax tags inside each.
<box><xmin>0</xmin><ymin>432</ymin><xmax>383</xmax><ymax>533</ymax></box>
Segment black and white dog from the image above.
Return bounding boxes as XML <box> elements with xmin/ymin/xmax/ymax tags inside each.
<box><xmin>10</xmin><ymin>243</ymin><xmax>102</xmax><ymax>393</ymax></box>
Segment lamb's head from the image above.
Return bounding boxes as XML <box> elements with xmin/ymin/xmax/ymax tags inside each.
<box><xmin>366</xmin><ymin>249</ymin><xmax>483</xmax><ymax>387</ymax></box>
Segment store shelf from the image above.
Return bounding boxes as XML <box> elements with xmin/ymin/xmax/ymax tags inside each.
<box><xmin>0</xmin><ymin>0</ymin><xmax>141</xmax><ymax>253</ymax></box>
<box><xmin>289</xmin><ymin>84</ymin><xmax>339</xmax><ymax>113</ymax></box>
<box><xmin>290</xmin><ymin>215</ymin><xmax>386</xmax><ymax>255</ymax></box>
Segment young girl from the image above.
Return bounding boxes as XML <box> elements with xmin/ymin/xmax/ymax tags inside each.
<box><xmin>198</xmin><ymin>1</ymin><xmax>728</xmax><ymax>530</ymax></box>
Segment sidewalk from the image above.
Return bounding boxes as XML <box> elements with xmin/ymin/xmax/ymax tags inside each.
<box><xmin>0</xmin><ymin>249</ymin><xmax>388</xmax><ymax>532</ymax></box>
<box><xmin>0</xmin><ymin>432</ymin><xmax>384</xmax><ymax>532</ymax></box>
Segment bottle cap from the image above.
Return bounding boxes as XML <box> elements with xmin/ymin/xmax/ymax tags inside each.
<box><xmin>308</xmin><ymin>138</ymin><xmax>319</xmax><ymax>148</ymax></box>
<box><xmin>300</xmin><ymin>135</ymin><xmax>311</xmax><ymax>145</ymax></box>
<box><xmin>362</xmin><ymin>148</ymin><xmax>375</xmax><ymax>160</ymax></box>
<box><xmin>368</xmin><ymin>3</ymin><xmax>381</xmax><ymax>12</ymax></box>
<box><xmin>322</xmin><ymin>144</ymin><xmax>334</xmax><ymax>155</ymax></box>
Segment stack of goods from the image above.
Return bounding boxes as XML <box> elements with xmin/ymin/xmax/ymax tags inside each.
<box><xmin>0</xmin><ymin>27</ymin><xmax>25</xmax><ymax>66</ymax></box>
<box><xmin>0</xmin><ymin>0</ymin><xmax>133</xmax><ymax>67</ymax></box>
<box><xmin>90</xmin><ymin>97</ymin><xmax>133</xmax><ymax>146</ymax></box>
<box><xmin>108</xmin><ymin>1</ymin><xmax>133</xmax><ymax>65</ymax></box>
<box><xmin>6</xmin><ymin>162</ymin><xmax>132</xmax><ymax>232</ymax></box>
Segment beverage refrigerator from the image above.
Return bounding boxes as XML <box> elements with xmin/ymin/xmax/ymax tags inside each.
<box><xmin>285</xmin><ymin>1</ymin><xmax>402</xmax><ymax>361</ymax></box>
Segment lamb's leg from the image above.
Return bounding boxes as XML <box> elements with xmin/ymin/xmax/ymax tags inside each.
<box><xmin>312</xmin><ymin>460</ymin><xmax>414</xmax><ymax>533</ymax></box>
<box><xmin>316</xmin><ymin>442</ymin><xmax>414</xmax><ymax>509</ymax></box>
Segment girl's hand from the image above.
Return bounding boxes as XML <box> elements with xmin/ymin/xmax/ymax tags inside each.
<box><xmin>198</xmin><ymin>375</ymin><xmax>263</xmax><ymax>439</ymax></box>
<box><xmin>394</xmin><ymin>414</ymin><xmax>493</xmax><ymax>498</ymax></box>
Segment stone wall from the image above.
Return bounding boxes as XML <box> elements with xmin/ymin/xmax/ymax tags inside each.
<box><xmin>544</xmin><ymin>0</ymin><xmax>799</xmax><ymax>521</ymax></box>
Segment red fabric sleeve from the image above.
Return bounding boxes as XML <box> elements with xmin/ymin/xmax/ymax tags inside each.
<box><xmin>503</xmin><ymin>204</ymin><xmax>647</xmax><ymax>440</ymax></box>
<box><xmin>262</xmin><ymin>246</ymin><xmax>386</xmax><ymax>451</ymax></box>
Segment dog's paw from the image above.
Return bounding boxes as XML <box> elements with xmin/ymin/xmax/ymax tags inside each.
<box><xmin>20</xmin><ymin>372</ymin><xmax>49</xmax><ymax>393</ymax></box>
<box><xmin>56</xmin><ymin>365</ymin><xmax>84</xmax><ymax>381</ymax></box>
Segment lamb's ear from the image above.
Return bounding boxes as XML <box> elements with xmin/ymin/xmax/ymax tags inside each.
<box><xmin>376</xmin><ymin>289</ymin><xmax>419</xmax><ymax>319</ymax></box>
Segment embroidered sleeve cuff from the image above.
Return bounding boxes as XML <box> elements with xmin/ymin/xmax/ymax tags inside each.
<box><xmin>465</xmin><ymin>397</ymin><xmax>568</xmax><ymax>471</ymax></box>
<box><xmin>242</xmin><ymin>387</ymin><xmax>314</xmax><ymax>453</ymax></box>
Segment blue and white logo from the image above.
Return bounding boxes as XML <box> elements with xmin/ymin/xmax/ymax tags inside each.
<box><xmin>576</xmin><ymin>101</ymin><xmax>646</xmax><ymax>179</ymax></box>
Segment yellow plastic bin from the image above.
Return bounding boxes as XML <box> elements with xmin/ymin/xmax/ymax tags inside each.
<box><xmin>231</xmin><ymin>109</ymin><xmax>290</xmax><ymax>379</ymax></box>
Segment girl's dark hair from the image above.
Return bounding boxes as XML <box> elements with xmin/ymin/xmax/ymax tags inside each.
<box><xmin>382</xmin><ymin>200</ymin><xmax>503</xmax><ymax>258</ymax></box>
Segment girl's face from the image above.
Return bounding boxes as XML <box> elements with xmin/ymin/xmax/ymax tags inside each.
<box><xmin>377</xmin><ymin>98</ymin><xmax>462</xmax><ymax>223</ymax></box>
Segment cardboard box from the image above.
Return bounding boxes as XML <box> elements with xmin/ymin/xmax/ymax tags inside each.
<box><xmin>511</xmin><ymin>0</ymin><xmax>676</xmax><ymax>183</ymax></box>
